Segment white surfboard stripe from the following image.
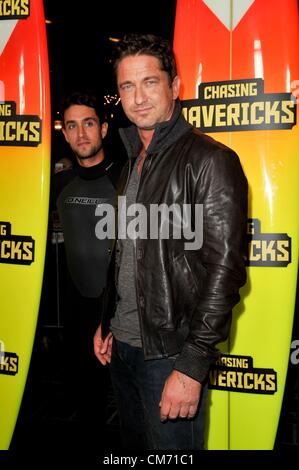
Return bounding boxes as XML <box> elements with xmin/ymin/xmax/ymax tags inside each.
<box><xmin>203</xmin><ymin>0</ymin><xmax>255</xmax><ymax>30</ymax></box>
<box><xmin>0</xmin><ymin>19</ymin><xmax>18</xmax><ymax>55</ymax></box>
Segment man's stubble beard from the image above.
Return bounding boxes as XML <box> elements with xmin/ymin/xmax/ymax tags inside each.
<box><xmin>75</xmin><ymin>142</ymin><xmax>103</xmax><ymax>161</ymax></box>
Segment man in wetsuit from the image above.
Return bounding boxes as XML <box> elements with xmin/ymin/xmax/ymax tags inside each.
<box><xmin>52</xmin><ymin>91</ymin><xmax>122</xmax><ymax>447</ymax></box>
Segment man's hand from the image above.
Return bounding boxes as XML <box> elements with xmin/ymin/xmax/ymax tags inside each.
<box><xmin>159</xmin><ymin>370</ymin><xmax>202</xmax><ymax>421</ymax></box>
<box><xmin>93</xmin><ymin>324</ymin><xmax>113</xmax><ymax>365</ymax></box>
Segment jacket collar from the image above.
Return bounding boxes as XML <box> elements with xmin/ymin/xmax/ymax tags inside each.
<box><xmin>119</xmin><ymin>100</ymin><xmax>192</xmax><ymax>159</ymax></box>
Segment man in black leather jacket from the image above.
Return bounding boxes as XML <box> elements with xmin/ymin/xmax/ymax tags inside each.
<box><xmin>94</xmin><ymin>33</ymin><xmax>248</xmax><ymax>450</ymax></box>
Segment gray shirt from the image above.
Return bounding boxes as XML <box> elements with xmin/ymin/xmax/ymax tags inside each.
<box><xmin>110</xmin><ymin>159</ymin><xmax>142</xmax><ymax>347</ymax></box>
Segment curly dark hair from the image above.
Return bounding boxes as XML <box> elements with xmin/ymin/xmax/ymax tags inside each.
<box><xmin>60</xmin><ymin>90</ymin><xmax>106</xmax><ymax>126</ymax></box>
<box><xmin>113</xmin><ymin>33</ymin><xmax>177</xmax><ymax>85</ymax></box>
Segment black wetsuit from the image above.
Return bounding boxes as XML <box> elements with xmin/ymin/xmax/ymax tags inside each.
<box><xmin>51</xmin><ymin>156</ymin><xmax>121</xmax><ymax>446</ymax></box>
<box><xmin>54</xmin><ymin>157</ymin><xmax>119</xmax><ymax>298</ymax></box>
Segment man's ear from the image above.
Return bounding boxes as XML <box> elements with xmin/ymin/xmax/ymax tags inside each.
<box><xmin>101</xmin><ymin>122</ymin><xmax>108</xmax><ymax>139</ymax></box>
<box><xmin>172</xmin><ymin>75</ymin><xmax>181</xmax><ymax>100</ymax></box>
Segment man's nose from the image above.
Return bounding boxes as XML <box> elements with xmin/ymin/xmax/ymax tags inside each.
<box><xmin>77</xmin><ymin>123</ymin><xmax>86</xmax><ymax>136</ymax></box>
<box><xmin>134</xmin><ymin>85</ymin><xmax>146</xmax><ymax>104</ymax></box>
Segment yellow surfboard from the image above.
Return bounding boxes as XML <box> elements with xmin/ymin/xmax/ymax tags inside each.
<box><xmin>174</xmin><ymin>0</ymin><xmax>299</xmax><ymax>449</ymax></box>
<box><xmin>0</xmin><ymin>0</ymin><xmax>50</xmax><ymax>449</ymax></box>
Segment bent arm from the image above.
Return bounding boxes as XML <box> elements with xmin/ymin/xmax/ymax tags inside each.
<box><xmin>174</xmin><ymin>149</ymin><xmax>248</xmax><ymax>383</ymax></box>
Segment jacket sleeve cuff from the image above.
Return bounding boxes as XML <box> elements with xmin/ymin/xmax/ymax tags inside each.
<box><xmin>174</xmin><ymin>343</ymin><xmax>216</xmax><ymax>384</ymax></box>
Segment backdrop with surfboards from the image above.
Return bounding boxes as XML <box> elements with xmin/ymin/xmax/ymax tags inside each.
<box><xmin>0</xmin><ymin>0</ymin><xmax>50</xmax><ymax>449</ymax></box>
<box><xmin>174</xmin><ymin>0</ymin><xmax>299</xmax><ymax>450</ymax></box>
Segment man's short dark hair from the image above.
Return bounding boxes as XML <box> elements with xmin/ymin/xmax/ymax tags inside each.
<box><xmin>113</xmin><ymin>33</ymin><xmax>177</xmax><ymax>85</ymax></box>
<box><xmin>60</xmin><ymin>91</ymin><xmax>106</xmax><ymax>126</ymax></box>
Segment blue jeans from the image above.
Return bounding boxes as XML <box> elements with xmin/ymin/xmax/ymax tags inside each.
<box><xmin>110</xmin><ymin>339</ymin><xmax>207</xmax><ymax>450</ymax></box>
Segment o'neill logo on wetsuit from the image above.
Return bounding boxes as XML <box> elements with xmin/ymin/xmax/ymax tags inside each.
<box><xmin>64</xmin><ymin>196</ymin><xmax>109</xmax><ymax>205</ymax></box>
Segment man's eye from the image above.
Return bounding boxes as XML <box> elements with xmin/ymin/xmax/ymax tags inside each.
<box><xmin>145</xmin><ymin>80</ymin><xmax>157</xmax><ymax>86</ymax></box>
<box><xmin>84</xmin><ymin>120</ymin><xmax>94</xmax><ymax>127</ymax></box>
<box><xmin>67</xmin><ymin>123</ymin><xmax>75</xmax><ymax>130</ymax></box>
<box><xmin>121</xmin><ymin>84</ymin><xmax>133</xmax><ymax>91</ymax></box>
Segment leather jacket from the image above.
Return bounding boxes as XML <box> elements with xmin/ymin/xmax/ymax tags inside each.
<box><xmin>103</xmin><ymin>101</ymin><xmax>248</xmax><ymax>384</ymax></box>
